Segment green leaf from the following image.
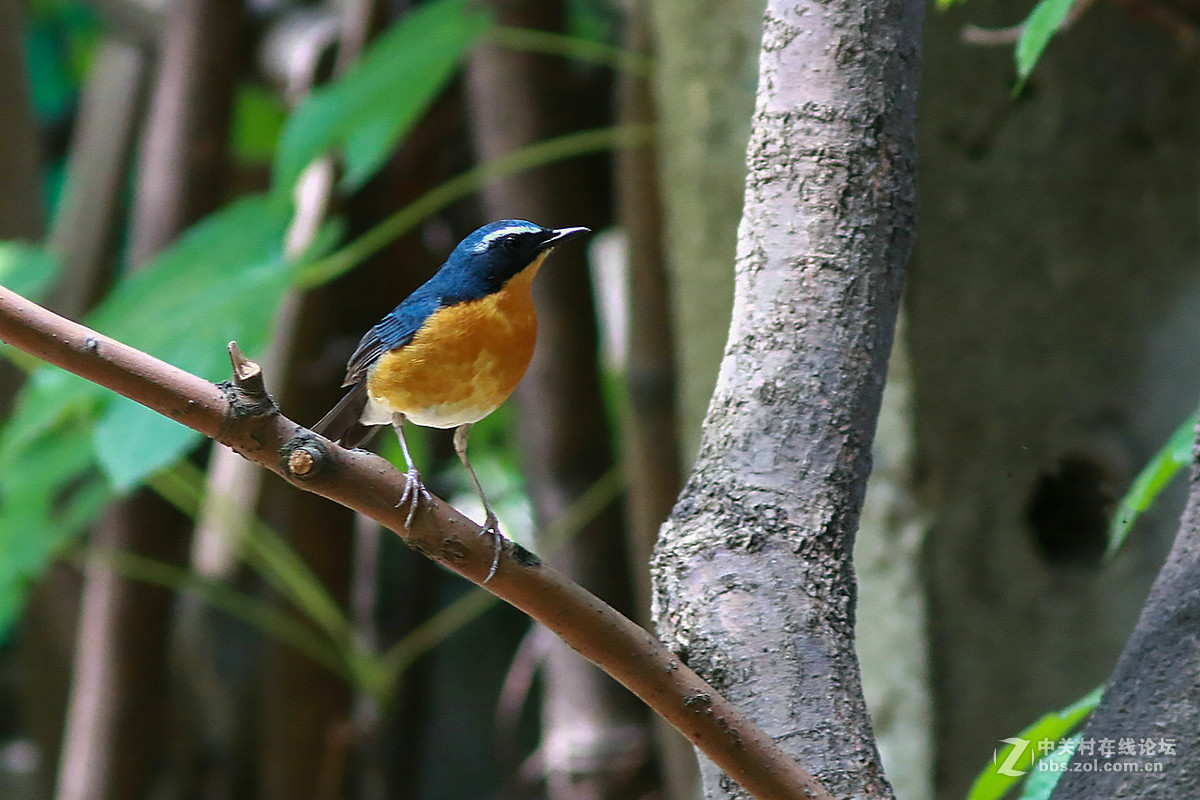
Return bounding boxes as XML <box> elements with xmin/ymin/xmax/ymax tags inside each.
<box><xmin>0</xmin><ymin>366</ymin><xmax>106</xmax><ymax>468</ymax></box>
<box><xmin>0</xmin><ymin>187</ymin><xmax>347</xmax><ymax>634</ymax></box>
<box><xmin>0</xmin><ymin>419</ymin><xmax>110</xmax><ymax>637</ymax></box>
<box><xmin>272</xmin><ymin>0</ymin><xmax>491</xmax><ymax>196</ymax></box>
<box><xmin>1107</xmin><ymin>409</ymin><xmax>1198</xmax><ymax>558</ymax></box>
<box><xmin>2</xmin><ymin>195</ymin><xmax>291</xmax><ymax>494</ymax></box>
<box><xmin>1016</xmin><ymin>734</ymin><xmax>1080</xmax><ymax>800</ymax></box>
<box><xmin>87</xmin><ymin>195</ymin><xmax>296</xmax><ymax>488</ymax></box>
<box><xmin>231</xmin><ymin>83</ymin><xmax>288</xmax><ymax>163</ymax></box>
<box><xmin>0</xmin><ymin>193</ymin><xmax>305</xmax><ymax>632</ymax></box>
<box><xmin>965</xmin><ymin>686</ymin><xmax>1102</xmax><ymax>800</ymax></box>
<box><xmin>0</xmin><ymin>241</ymin><xmax>60</xmax><ymax>301</ymax></box>
<box><xmin>1014</xmin><ymin>0</ymin><xmax>1075</xmax><ymax>88</ymax></box>
<box><xmin>94</xmin><ymin>401</ymin><xmax>200</xmax><ymax>490</ymax></box>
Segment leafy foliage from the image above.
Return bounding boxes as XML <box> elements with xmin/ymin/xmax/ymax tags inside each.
<box><xmin>88</xmin><ymin>195</ymin><xmax>303</xmax><ymax>488</ymax></box>
<box><xmin>271</xmin><ymin>0</ymin><xmax>491</xmax><ymax>195</ymax></box>
<box><xmin>0</xmin><ymin>419</ymin><xmax>106</xmax><ymax>635</ymax></box>
<box><xmin>230</xmin><ymin>84</ymin><xmax>288</xmax><ymax>164</ymax></box>
<box><xmin>1015</xmin><ymin>734</ymin><xmax>1080</xmax><ymax>800</ymax></box>
<box><xmin>0</xmin><ymin>0</ymin><xmax>491</xmax><ymax>636</ymax></box>
<box><xmin>965</xmin><ymin>686</ymin><xmax>1102</xmax><ymax>800</ymax></box>
<box><xmin>0</xmin><ymin>0</ymin><xmax>632</xmax><ymax>664</ymax></box>
<box><xmin>0</xmin><ymin>196</ymin><xmax>305</xmax><ymax>632</ymax></box>
<box><xmin>1014</xmin><ymin>0</ymin><xmax>1076</xmax><ymax>89</ymax></box>
<box><xmin>0</xmin><ymin>242</ymin><xmax>59</xmax><ymax>301</ymax></box>
<box><xmin>1107</xmin><ymin>409</ymin><xmax>1198</xmax><ymax>557</ymax></box>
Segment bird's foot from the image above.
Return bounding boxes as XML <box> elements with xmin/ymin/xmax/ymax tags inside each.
<box><xmin>481</xmin><ymin>511</ymin><xmax>504</xmax><ymax>584</ymax></box>
<box><xmin>396</xmin><ymin>467</ymin><xmax>433</xmax><ymax>528</ymax></box>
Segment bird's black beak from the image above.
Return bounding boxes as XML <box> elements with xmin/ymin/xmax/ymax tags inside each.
<box><xmin>541</xmin><ymin>226</ymin><xmax>591</xmax><ymax>250</ymax></box>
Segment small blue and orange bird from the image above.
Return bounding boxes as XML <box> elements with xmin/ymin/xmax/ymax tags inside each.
<box><xmin>312</xmin><ymin>220</ymin><xmax>590</xmax><ymax>576</ymax></box>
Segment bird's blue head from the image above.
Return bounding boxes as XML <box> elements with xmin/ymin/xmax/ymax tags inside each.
<box><xmin>444</xmin><ymin>220</ymin><xmax>590</xmax><ymax>293</ymax></box>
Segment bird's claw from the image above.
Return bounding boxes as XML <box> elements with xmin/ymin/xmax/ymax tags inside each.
<box><xmin>481</xmin><ymin>512</ymin><xmax>503</xmax><ymax>584</ymax></box>
<box><xmin>396</xmin><ymin>467</ymin><xmax>433</xmax><ymax>528</ymax></box>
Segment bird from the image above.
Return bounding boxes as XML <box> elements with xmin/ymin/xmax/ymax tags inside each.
<box><xmin>312</xmin><ymin>219</ymin><xmax>590</xmax><ymax>580</ymax></box>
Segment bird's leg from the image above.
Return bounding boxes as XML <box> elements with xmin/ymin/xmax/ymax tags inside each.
<box><xmin>392</xmin><ymin>413</ymin><xmax>432</xmax><ymax>527</ymax></box>
<box><xmin>454</xmin><ymin>423</ymin><xmax>502</xmax><ymax>582</ymax></box>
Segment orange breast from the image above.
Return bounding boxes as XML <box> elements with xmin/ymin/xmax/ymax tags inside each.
<box><xmin>365</xmin><ymin>264</ymin><xmax>540</xmax><ymax>429</ymax></box>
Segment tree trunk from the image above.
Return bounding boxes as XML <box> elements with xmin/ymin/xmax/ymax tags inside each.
<box><xmin>651</xmin><ymin>1</ymin><xmax>922</xmax><ymax>798</ymax></box>
<box><xmin>647</xmin><ymin>0</ymin><xmax>762</xmax><ymax>459</ymax></box>
<box><xmin>0</xmin><ymin>9</ymin><xmax>70</xmax><ymax>798</ymax></box>
<box><xmin>1050</xmin><ymin>423</ymin><xmax>1200</xmax><ymax>797</ymax></box>
<box><xmin>125</xmin><ymin>0</ymin><xmax>244</xmax><ymax>269</ymax></box>
<box><xmin>615</xmin><ymin>0</ymin><xmax>681</xmax><ymax>619</ymax></box>
<box><xmin>55</xmin><ymin>499</ymin><xmax>191</xmax><ymax>800</ymax></box>
<box><xmin>46</xmin><ymin>39</ymin><xmax>149</xmax><ymax>316</ymax></box>
<box><xmin>914</xmin><ymin>7</ymin><xmax>1200</xmax><ymax>795</ymax></box>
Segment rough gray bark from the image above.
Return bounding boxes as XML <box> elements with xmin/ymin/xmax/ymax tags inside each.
<box><xmin>914</xmin><ymin>8</ymin><xmax>1200</xmax><ymax>795</ymax></box>
<box><xmin>1050</xmin><ymin>423</ymin><xmax>1200</xmax><ymax>795</ymax></box>
<box><xmin>648</xmin><ymin>0</ymin><xmax>762</xmax><ymax>460</ymax></box>
<box><xmin>651</xmin><ymin>2</ymin><xmax>922</xmax><ymax>798</ymax></box>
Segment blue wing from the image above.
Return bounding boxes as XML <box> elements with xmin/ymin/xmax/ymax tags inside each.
<box><xmin>342</xmin><ymin>287</ymin><xmax>441</xmax><ymax>386</ymax></box>
<box><xmin>341</xmin><ymin>252</ymin><xmax>496</xmax><ymax>387</ymax></box>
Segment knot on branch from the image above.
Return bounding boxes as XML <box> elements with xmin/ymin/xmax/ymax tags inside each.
<box><xmin>280</xmin><ymin>435</ymin><xmax>330</xmax><ymax>482</ymax></box>
<box><xmin>218</xmin><ymin>341</ymin><xmax>276</xmax><ymax>418</ymax></box>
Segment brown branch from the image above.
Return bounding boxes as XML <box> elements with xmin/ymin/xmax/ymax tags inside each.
<box><xmin>0</xmin><ymin>287</ymin><xmax>835</xmax><ymax>800</ymax></box>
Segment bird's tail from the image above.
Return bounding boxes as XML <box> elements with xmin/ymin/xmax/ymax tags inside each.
<box><xmin>311</xmin><ymin>383</ymin><xmax>378</xmax><ymax>449</ymax></box>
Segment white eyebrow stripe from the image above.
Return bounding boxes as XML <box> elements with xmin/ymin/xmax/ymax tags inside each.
<box><xmin>473</xmin><ymin>223</ymin><xmax>541</xmax><ymax>253</ymax></box>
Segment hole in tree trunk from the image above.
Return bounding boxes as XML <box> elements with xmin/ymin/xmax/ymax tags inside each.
<box><xmin>1025</xmin><ymin>454</ymin><xmax>1115</xmax><ymax>568</ymax></box>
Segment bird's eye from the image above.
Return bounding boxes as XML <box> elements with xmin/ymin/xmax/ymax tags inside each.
<box><xmin>499</xmin><ymin>235</ymin><xmax>521</xmax><ymax>255</ymax></box>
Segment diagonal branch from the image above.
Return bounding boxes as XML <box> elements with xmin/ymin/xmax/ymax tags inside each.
<box><xmin>0</xmin><ymin>284</ymin><xmax>835</xmax><ymax>800</ymax></box>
